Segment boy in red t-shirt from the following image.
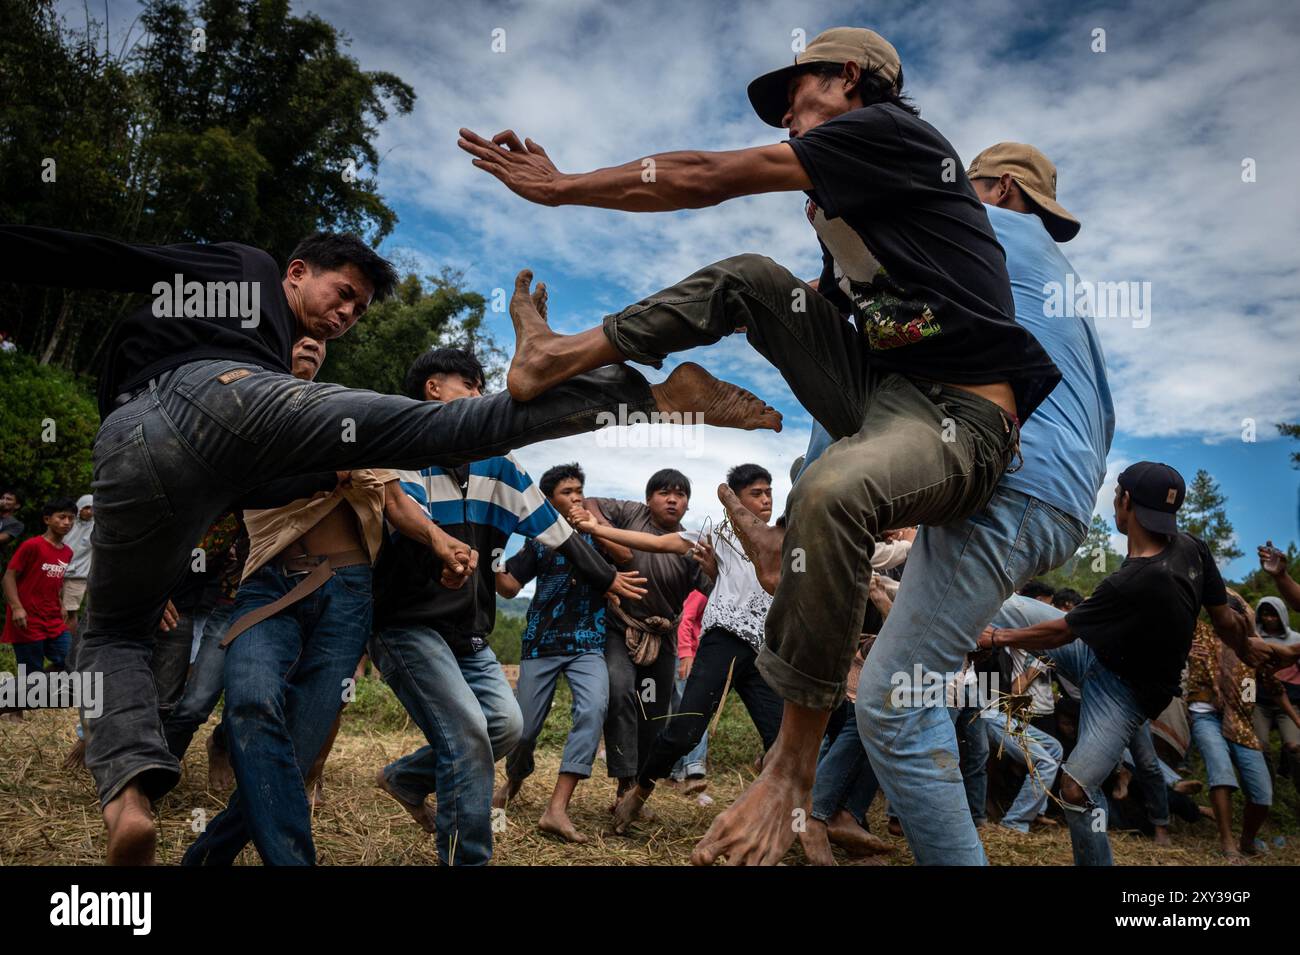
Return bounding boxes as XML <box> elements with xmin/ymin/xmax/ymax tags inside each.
<box><xmin>3</xmin><ymin>499</ymin><xmax>77</xmax><ymax>685</ymax></box>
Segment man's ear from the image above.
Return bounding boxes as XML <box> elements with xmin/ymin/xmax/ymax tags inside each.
<box><xmin>996</xmin><ymin>173</ymin><xmax>1017</xmax><ymax>206</ymax></box>
<box><xmin>841</xmin><ymin>60</ymin><xmax>861</xmax><ymax>94</ymax></box>
<box><xmin>423</xmin><ymin>376</ymin><xmax>439</xmax><ymax>401</ymax></box>
<box><xmin>285</xmin><ymin>258</ymin><xmax>309</xmax><ymax>282</ymax></box>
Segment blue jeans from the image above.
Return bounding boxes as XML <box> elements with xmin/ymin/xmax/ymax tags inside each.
<box><xmin>670</xmin><ymin>675</ymin><xmax>710</xmax><ymax>780</ymax></box>
<box><xmin>369</xmin><ymin>626</ymin><xmax>523</xmax><ymax>866</ymax></box>
<box><xmin>982</xmin><ymin>714</ymin><xmax>1062</xmax><ymax>832</ymax></box>
<box><xmin>182</xmin><ymin>563</ymin><xmax>373</xmax><ymax>865</ymax></box>
<box><xmin>506</xmin><ymin>652</ymin><xmax>608</xmax><ymax>781</ymax></box>
<box><xmin>812</xmin><ymin>700</ymin><xmax>879</xmax><ymax>824</ymax></box>
<box><xmin>952</xmin><ymin>706</ymin><xmax>990</xmax><ymax>824</ymax></box>
<box><xmin>1190</xmin><ymin>710</ymin><xmax>1273</xmax><ymax>806</ymax></box>
<box><xmin>854</xmin><ymin>484</ymin><xmax>1086</xmax><ymax>865</ymax></box>
<box><xmin>163</xmin><ymin>602</ymin><xmax>233</xmax><ymax>758</ymax></box>
<box><xmin>1127</xmin><ymin>722</ymin><xmax>1172</xmax><ymax>826</ymax></box>
<box><xmin>1043</xmin><ymin>640</ymin><xmax>1149</xmax><ymax>865</ymax></box>
<box><xmin>12</xmin><ymin>630</ymin><xmax>72</xmax><ymax>672</ymax></box>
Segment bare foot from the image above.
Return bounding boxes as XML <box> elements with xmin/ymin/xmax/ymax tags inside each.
<box><xmin>1173</xmin><ymin>779</ymin><xmax>1203</xmax><ymax>795</ymax></box>
<box><xmin>62</xmin><ymin>737</ymin><xmax>87</xmax><ymax>771</ymax></box>
<box><xmin>611</xmin><ymin>784</ymin><xmax>651</xmax><ymax>835</ymax></box>
<box><xmin>493</xmin><ymin>777</ymin><xmax>523</xmax><ymax>810</ymax></box>
<box><xmin>1111</xmin><ymin>766</ymin><xmax>1131</xmax><ymax>801</ymax></box>
<box><xmin>506</xmin><ymin>269</ymin><xmax>559</xmax><ymax>401</ymax></box>
<box><xmin>826</xmin><ymin>810</ymin><xmax>894</xmax><ymax>856</ymax></box>
<box><xmin>0</xmin><ymin>710</ymin><xmax>24</xmax><ymax>722</ymax></box>
<box><xmin>691</xmin><ymin>766</ymin><xmax>810</xmax><ymax>865</ymax></box>
<box><xmin>683</xmin><ymin>775</ymin><xmax>707</xmax><ymax>796</ymax></box>
<box><xmin>206</xmin><ymin>733</ymin><xmax>234</xmax><ymax>791</ymax></box>
<box><xmin>799</xmin><ymin>819</ymin><xmax>837</xmax><ymax>866</ymax></box>
<box><xmin>1219</xmin><ymin>840</ymin><xmax>1243</xmax><ymax>860</ymax></box>
<box><xmin>309</xmin><ymin>778</ymin><xmax>327</xmax><ymax>809</ymax></box>
<box><xmin>1152</xmin><ymin>825</ymin><xmax>1171</xmax><ymax>846</ymax></box>
<box><xmin>650</xmin><ymin>362</ymin><xmax>783</xmax><ymax>432</ymax></box>
<box><xmin>103</xmin><ymin>784</ymin><xmax>156</xmax><ymax>865</ymax></box>
<box><xmin>887</xmin><ymin>817</ymin><xmax>903</xmax><ymax>838</ymax></box>
<box><xmin>375</xmin><ymin>768</ymin><xmax>436</xmax><ymax>834</ymax></box>
<box><xmin>718</xmin><ymin>484</ymin><xmax>784</xmax><ymax>594</ymax></box>
<box><xmin>539</xmin><ymin>808</ymin><xmax>589</xmax><ymax>844</ymax></box>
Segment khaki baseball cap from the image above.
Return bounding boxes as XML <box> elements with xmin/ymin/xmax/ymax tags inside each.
<box><xmin>747</xmin><ymin>27</ymin><xmax>902</xmax><ymax>129</ymax></box>
<box><xmin>966</xmin><ymin>142</ymin><xmax>1081</xmax><ymax>242</ymax></box>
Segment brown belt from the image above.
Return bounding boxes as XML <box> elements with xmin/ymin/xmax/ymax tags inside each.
<box><xmin>220</xmin><ymin>548</ymin><xmax>370</xmax><ymax>649</ymax></box>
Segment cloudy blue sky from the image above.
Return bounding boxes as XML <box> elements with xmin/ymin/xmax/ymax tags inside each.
<box><xmin>63</xmin><ymin>0</ymin><xmax>1300</xmax><ymax>580</ymax></box>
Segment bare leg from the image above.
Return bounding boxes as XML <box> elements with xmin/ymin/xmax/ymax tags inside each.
<box><xmin>103</xmin><ymin>782</ymin><xmax>157</xmax><ymax>865</ymax></box>
<box><xmin>375</xmin><ymin>768</ymin><xmax>436</xmax><ymax>834</ymax></box>
<box><xmin>691</xmin><ymin>701</ymin><xmax>829</xmax><ymax>865</ymax></box>
<box><xmin>717</xmin><ymin>484</ymin><xmax>784</xmax><ymax>594</ymax></box>
<box><xmin>1209</xmin><ymin>787</ymin><xmax>1241</xmax><ymax>857</ymax></box>
<box><xmin>538</xmin><ymin>772</ymin><xmax>589</xmax><ymax>843</ymax></box>
<box><xmin>507</xmin><ymin>271</ymin><xmax>782</xmax><ymax>432</ymax></box>
<box><xmin>1240</xmin><ymin>802</ymin><xmax>1269</xmax><ymax>855</ymax></box>
<box><xmin>63</xmin><ymin>737</ymin><xmax>87</xmax><ymax>770</ymax></box>
<box><xmin>799</xmin><ymin>818</ymin><xmax>837</xmax><ymax>866</ymax></box>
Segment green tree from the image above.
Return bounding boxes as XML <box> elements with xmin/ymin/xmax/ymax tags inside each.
<box><xmin>1281</xmin><ymin>420</ymin><xmax>1300</xmax><ymax>468</ymax></box>
<box><xmin>1043</xmin><ymin>513</ymin><xmax>1122</xmax><ymax>596</ymax></box>
<box><xmin>1179</xmin><ymin>468</ymin><xmax>1243</xmax><ymax>563</ymax></box>
<box><xmin>1</xmin><ymin>0</ymin><xmax>415</xmax><ymax>375</ymax></box>
<box><xmin>321</xmin><ymin>270</ymin><xmax>503</xmax><ymax>396</ymax></box>
<box><xmin>0</xmin><ymin>349</ymin><xmax>99</xmax><ymax>561</ymax></box>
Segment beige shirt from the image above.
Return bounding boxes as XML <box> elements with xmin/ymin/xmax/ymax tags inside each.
<box><xmin>241</xmin><ymin>468</ymin><xmax>398</xmax><ymax>580</ymax></box>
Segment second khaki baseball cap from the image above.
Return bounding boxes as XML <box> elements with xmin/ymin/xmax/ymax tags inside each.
<box><xmin>966</xmin><ymin>142</ymin><xmax>1081</xmax><ymax>242</ymax></box>
<box><xmin>747</xmin><ymin>27</ymin><xmax>902</xmax><ymax>129</ymax></box>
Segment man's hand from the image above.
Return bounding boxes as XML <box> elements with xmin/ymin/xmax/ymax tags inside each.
<box><xmin>607</xmin><ymin>570</ymin><xmax>648</xmax><ymax>603</ymax></box>
<box><xmin>430</xmin><ymin>526</ymin><xmax>477</xmax><ymax>590</ymax></box>
<box><xmin>459</xmin><ymin>129</ymin><xmax>564</xmax><ymax>206</ymax></box>
<box><xmin>10</xmin><ymin>605</ymin><xmax>28</xmax><ymax>630</ymax></box>
<box><xmin>976</xmin><ymin>625</ymin><xmax>996</xmax><ymax>650</ymax></box>
<box><xmin>568</xmin><ymin>505</ymin><xmax>597</xmax><ymax>533</ymax></box>
<box><xmin>690</xmin><ymin>537</ymin><xmax>718</xmax><ymax>580</ymax></box>
<box><xmin>336</xmin><ymin>470</ymin><xmax>353</xmax><ymax>489</ymax></box>
<box><xmin>1244</xmin><ymin>636</ymin><xmax>1275</xmax><ymax>668</ymax></box>
<box><xmin>1260</xmin><ymin>541</ymin><xmax>1288</xmax><ymax>577</ymax></box>
<box><xmin>678</xmin><ymin>655</ymin><xmax>694</xmax><ymax>681</ymax></box>
<box><xmin>158</xmin><ymin>600</ymin><xmax>179</xmax><ymax>632</ymax></box>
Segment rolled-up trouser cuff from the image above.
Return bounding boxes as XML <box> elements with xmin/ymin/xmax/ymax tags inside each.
<box><xmin>99</xmin><ymin>762</ymin><xmax>181</xmax><ymax>809</ymax></box>
<box><xmin>603</xmin><ymin>313</ymin><xmax>666</xmax><ymax>367</ymax></box>
<box><xmin>558</xmin><ymin>760</ymin><xmax>593</xmax><ymax>779</ymax></box>
<box><xmin>756</xmin><ymin>644</ymin><xmax>843</xmax><ymax>712</ymax></box>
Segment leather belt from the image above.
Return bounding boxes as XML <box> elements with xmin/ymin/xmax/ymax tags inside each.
<box><xmin>220</xmin><ymin>548</ymin><xmax>370</xmax><ymax>648</ymax></box>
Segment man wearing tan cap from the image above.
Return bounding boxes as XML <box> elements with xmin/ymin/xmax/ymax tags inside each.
<box><xmin>459</xmin><ymin>28</ymin><xmax>1064</xmax><ymax>864</ymax></box>
<box><xmin>787</xmin><ymin>142</ymin><xmax>1115</xmax><ymax>864</ymax></box>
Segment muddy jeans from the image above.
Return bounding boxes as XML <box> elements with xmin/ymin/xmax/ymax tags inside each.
<box><xmin>78</xmin><ymin>358</ymin><xmax>655</xmax><ymax>808</ymax></box>
<box><xmin>603</xmin><ymin>253</ymin><xmax>1018</xmax><ymax>709</ymax></box>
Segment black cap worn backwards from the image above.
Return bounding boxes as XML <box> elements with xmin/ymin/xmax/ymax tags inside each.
<box><xmin>1117</xmin><ymin>461</ymin><xmax>1185</xmax><ymax>536</ymax></box>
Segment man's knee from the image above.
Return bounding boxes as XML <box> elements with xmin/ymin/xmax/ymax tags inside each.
<box><xmin>713</xmin><ymin>252</ymin><xmax>783</xmax><ymax>286</ymax></box>
<box><xmin>487</xmin><ymin>699</ymin><xmax>524</xmax><ymax>760</ymax></box>
<box><xmin>1060</xmin><ymin>772</ymin><xmax>1088</xmax><ymax>808</ymax></box>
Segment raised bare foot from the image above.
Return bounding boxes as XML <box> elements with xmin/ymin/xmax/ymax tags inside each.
<box><xmin>103</xmin><ymin>784</ymin><xmax>156</xmax><ymax>865</ymax></box>
<box><xmin>826</xmin><ymin>810</ymin><xmax>894</xmax><ymax>857</ymax></box>
<box><xmin>539</xmin><ymin>808</ymin><xmax>589</xmax><ymax>844</ymax></box>
<box><xmin>493</xmin><ymin>777</ymin><xmax>523</xmax><ymax>810</ymax></box>
<box><xmin>1152</xmin><ymin>825</ymin><xmax>1171</xmax><ymax>846</ymax></box>
<box><xmin>206</xmin><ymin>733</ymin><xmax>234</xmax><ymax>791</ymax></box>
<box><xmin>1173</xmin><ymin>779</ymin><xmax>1203</xmax><ymax>795</ymax></box>
<box><xmin>683</xmin><ymin>775</ymin><xmax>708</xmax><ymax>796</ymax></box>
<box><xmin>651</xmin><ymin>362</ymin><xmax>783</xmax><ymax>432</ymax></box>
<box><xmin>506</xmin><ymin>269</ymin><xmax>561</xmax><ymax>401</ymax></box>
<box><xmin>611</xmin><ymin>784</ymin><xmax>651</xmax><ymax>835</ymax></box>
<box><xmin>375</xmin><ymin>768</ymin><xmax>436</xmax><ymax>834</ymax></box>
<box><xmin>691</xmin><ymin>766</ymin><xmax>811</xmax><ymax>866</ymax></box>
<box><xmin>718</xmin><ymin>484</ymin><xmax>784</xmax><ymax>594</ymax></box>
<box><xmin>1111</xmin><ymin>766</ymin><xmax>1131</xmax><ymax>801</ymax></box>
<box><xmin>799</xmin><ymin>819</ymin><xmax>837</xmax><ymax>866</ymax></box>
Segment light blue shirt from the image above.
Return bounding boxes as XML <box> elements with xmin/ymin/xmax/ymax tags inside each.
<box><xmin>986</xmin><ymin>205</ymin><xmax>1114</xmax><ymax>526</ymax></box>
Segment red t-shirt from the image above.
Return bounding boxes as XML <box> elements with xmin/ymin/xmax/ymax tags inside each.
<box><xmin>2</xmin><ymin>536</ymin><xmax>72</xmax><ymax>644</ymax></box>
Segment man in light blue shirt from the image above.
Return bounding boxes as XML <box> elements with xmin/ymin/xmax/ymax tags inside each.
<box><xmin>799</xmin><ymin>142</ymin><xmax>1114</xmax><ymax>863</ymax></box>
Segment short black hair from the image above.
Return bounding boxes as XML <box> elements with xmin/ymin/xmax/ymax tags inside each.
<box><xmin>1018</xmin><ymin>580</ymin><xmax>1056</xmax><ymax>600</ymax></box>
<box><xmin>287</xmin><ymin>232</ymin><xmax>399</xmax><ymax>302</ymax></box>
<box><xmin>539</xmin><ymin>463</ymin><xmax>585</xmax><ymax>499</ymax></box>
<box><xmin>646</xmin><ymin>468</ymin><xmax>691</xmax><ymax>500</ymax></box>
<box><xmin>42</xmin><ymin>498</ymin><xmax>76</xmax><ymax>518</ymax></box>
<box><xmin>0</xmin><ymin>486</ymin><xmax>17</xmax><ymax>498</ymax></box>
<box><xmin>726</xmin><ymin>463</ymin><xmax>772</xmax><ymax>493</ymax></box>
<box><xmin>403</xmin><ymin>347</ymin><xmax>486</xmax><ymax>400</ymax></box>
<box><xmin>808</xmin><ymin>61</ymin><xmax>919</xmax><ymax>117</ymax></box>
<box><xmin>1051</xmin><ymin>588</ymin><xmax>1083</xmax><ymax>610</ymax></box>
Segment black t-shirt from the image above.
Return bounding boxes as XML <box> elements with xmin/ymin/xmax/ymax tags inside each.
<box><xmin>0</xmin><ymin>226</ymin><xmax>296</xmax><ymax>416</ymax></box>
<box><xmin>786</xmin><ymin>104</ymin><xmax>1061</xmax><ymax>420</ymax></box>
<box><xmin>1065</xmin><ymin>533</ymin><xmax>1228</xmax><ymax>717</ymax></box>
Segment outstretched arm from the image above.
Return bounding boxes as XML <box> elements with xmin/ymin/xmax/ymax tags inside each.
<box><xmin>570</xmin><ymin>506</ymin><xmax>694</xmax><ymax>556</ymax></box>
<box><xmin>1260</xmin><ymin>541</ymin><xmax>1300</xmax><ymax>612</ymax></box>
<box><xmin>457</xmin><ymin>130</ymin><xmax>812</xmax><ymax>211</ymax></box>
<box><xmin>979</xmin><ymin>617</ymin><xmax>1074</xmax><ymax>652</ymax></box>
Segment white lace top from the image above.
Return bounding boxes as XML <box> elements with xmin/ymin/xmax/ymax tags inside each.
<box><xmin>679</xmin><ymin>524</ymin><xmax>772</xmax><ymax>652</ymax></box>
